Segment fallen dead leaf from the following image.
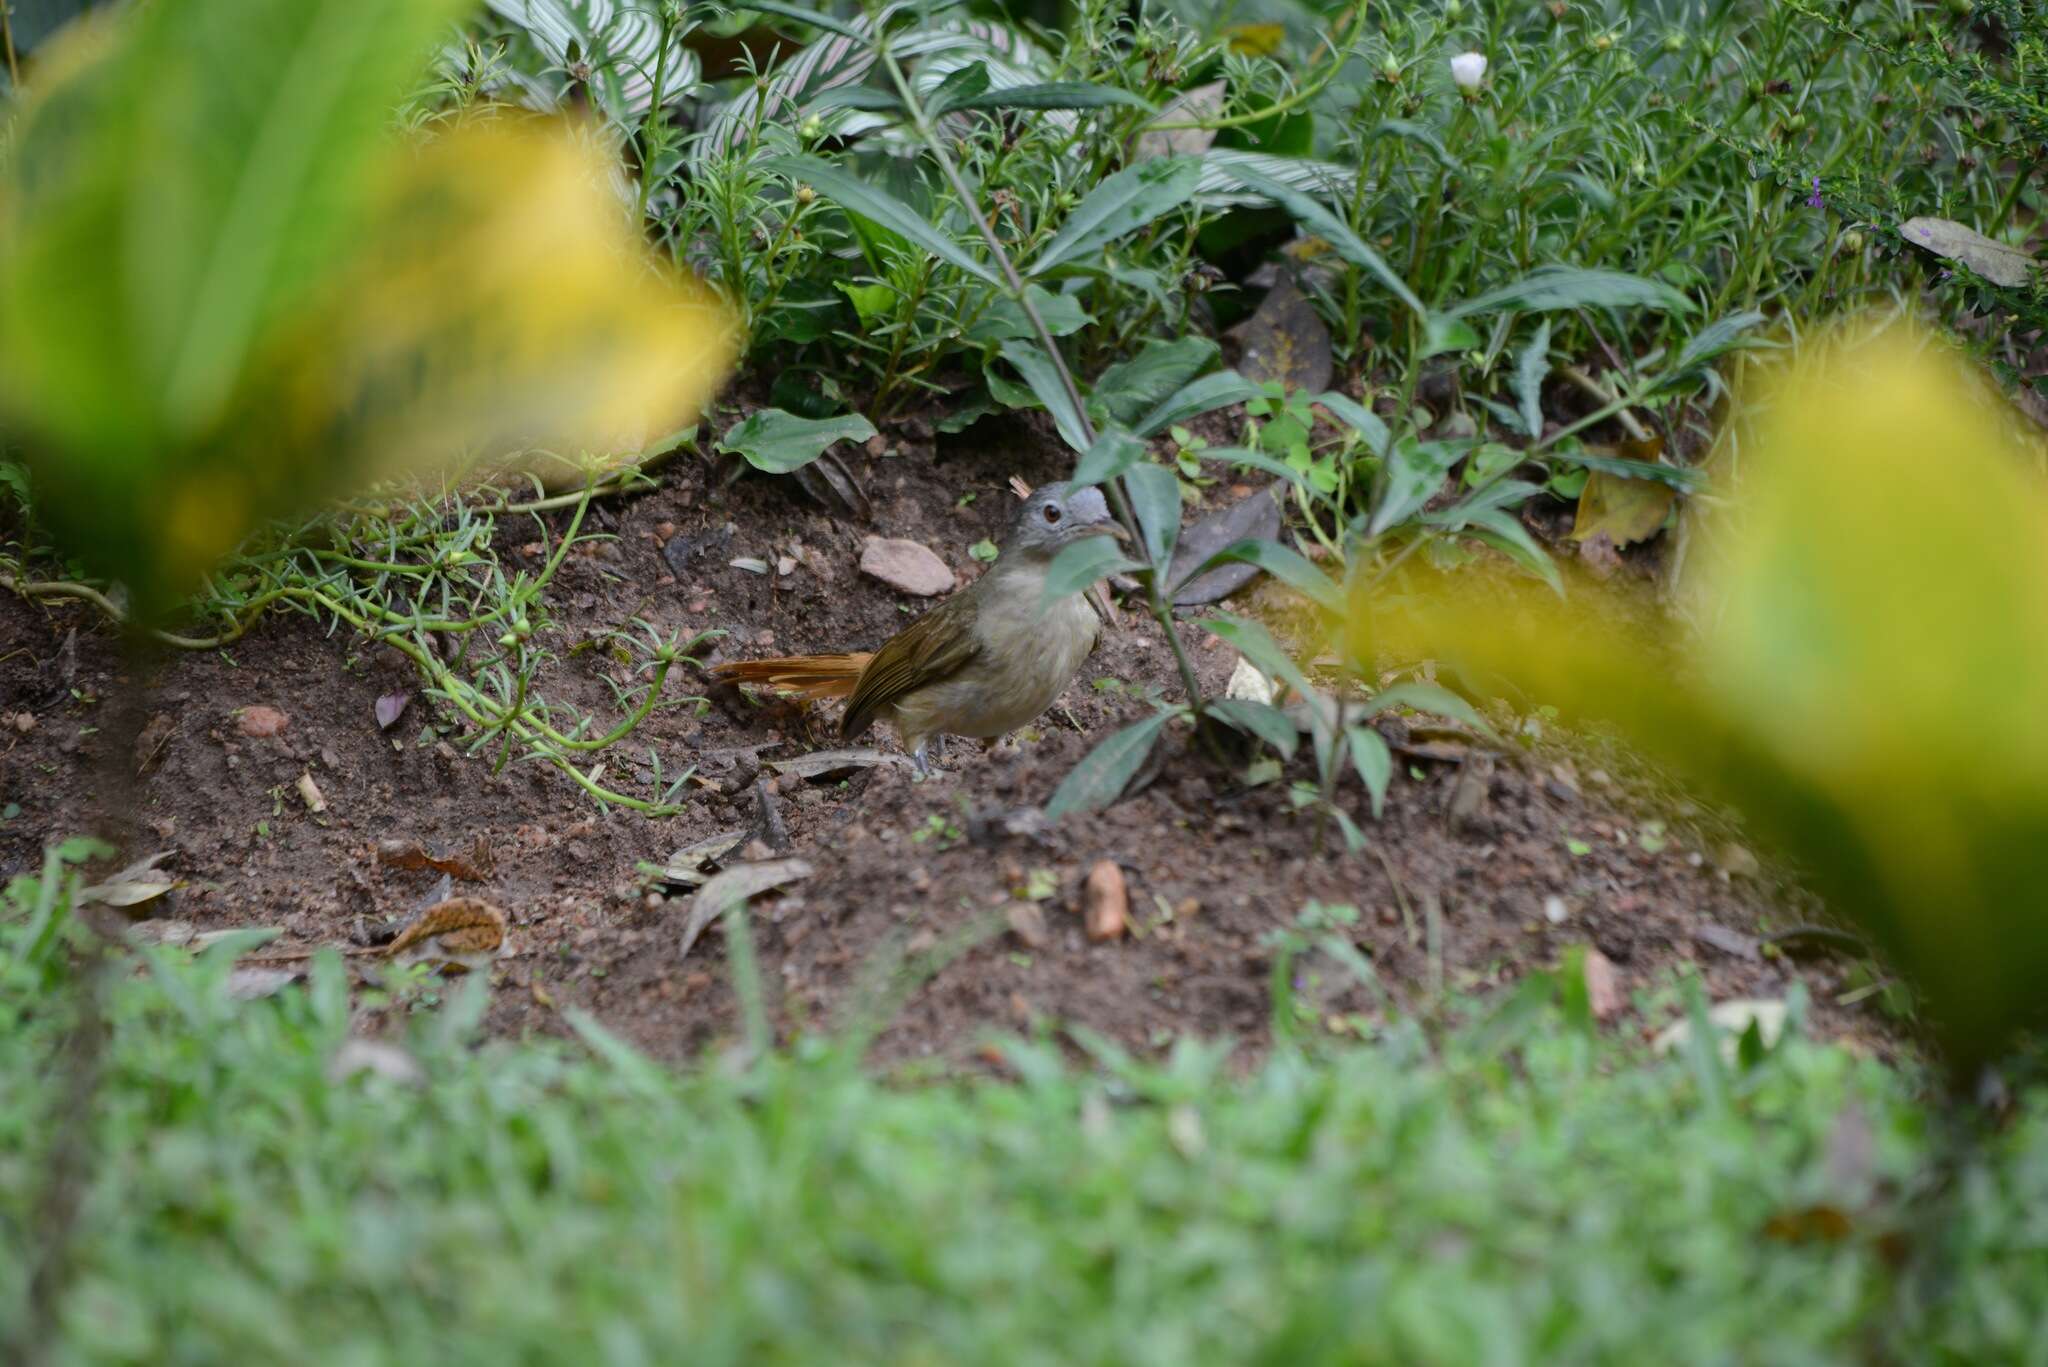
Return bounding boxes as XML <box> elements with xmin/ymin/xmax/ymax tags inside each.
<box><xmin>296</xmin><ymin>772</ymin><xmax>328</xmax><ymax>815</ymax></box>
<box><xmin>860</xmin><ymin>537</ymin><xmax>955</xmax><ymax>597</ymax></box>
<box><xmin>1135</xmin><ymin>80</ymin><xmax>1223</xmax><ymax>160</ymax></box>
<box><xmin>1166</xmin><ymin>486</ymin><xmax>1285</xmax><ymax>606</ymax></box>
<box><xmin>328</xmin><ymin>1038</ymin><xmax>426</xmax><ymax>1086</ymax></box>
<box><xmin>375</xmin><ymin>835</ymin><xmax>492</xmax><ymax>881</ymax></box>
<box><xmin>765</xmin><ymin>748</ymin><xmax>916</xmax><ymax>780</ymax></box>
<box><xmin>1652</xmin><ymin>998</ymin><xmax>1788</xmax><ymax>1061</ymax></box>
<box><xmin>1230</xmin><ymin>276</ymin><xmax>1333</xmax><ymax>395</ymax></box>
<box><xmin>374</xmin><ymin>691</ymin><xmax>410</xmax><ymax>731</ymax></box>
<box><xmin>79</xmin><ymin>852</ymin><xmax>180</xmax><ymax>912</ymax></box>
<box><xmin>1572</xmin><ymin>470</ymin><xmax>1677</xmax><ymax>547</ymax></box>
<box><xmin>681</xmin><ymin>857</ymin><xmax>815</xmax><ymax>958</ymax></box>
<box><xmin>1899</xmin><ymin>216</ymin><xmax>2037</xmax><ymax>288</ymax></box>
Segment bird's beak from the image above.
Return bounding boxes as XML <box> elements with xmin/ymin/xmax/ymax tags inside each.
<box><xmin>1098</xmin><ymin>521</ymin><xmax>1133</xmax><ymax>543</ymax></box>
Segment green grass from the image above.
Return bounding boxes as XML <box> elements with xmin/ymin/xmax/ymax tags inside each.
<box><xmin>7</xmin><ymin>846</ymin><xmax>2048</xmax><ymax>1364</ymax></box>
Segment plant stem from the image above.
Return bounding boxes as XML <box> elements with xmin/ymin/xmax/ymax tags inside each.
<box><xmin>874</xmin><ymin>40</ymin><xmax>1208</xmax><ymax>713</ymax></box>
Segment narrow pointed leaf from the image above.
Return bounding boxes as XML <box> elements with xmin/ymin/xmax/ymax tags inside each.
<box><xmin>1030</xmin><ymin>158</ymin><xmax>1202</xmax><ymax>275</ymax></box>
<box><xmin>1046</xmin><ymin>709</ymin><xmax>1179</xmax><ymax>818</ymax></box>
<box><xmin>765</xmin><ymin>154</ymin><xmax>998</xmax><ymax>286</ymax></box>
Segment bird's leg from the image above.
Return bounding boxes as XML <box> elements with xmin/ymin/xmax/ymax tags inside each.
<box><xmin>911</xmin><ymin>741</ymin><xmax>931</xmax><ymax>781</ymax></box>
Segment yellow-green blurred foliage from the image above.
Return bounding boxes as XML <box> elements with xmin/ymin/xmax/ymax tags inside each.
<box><xmin>0</xmin><ymin>0</ymin><xmax>734</xmax><ymax>617</ymax></box>
<box><xmin>1350</xmin><ymin>321</ymin><xmax>2048</xmax><ymax>1079</ymax></box>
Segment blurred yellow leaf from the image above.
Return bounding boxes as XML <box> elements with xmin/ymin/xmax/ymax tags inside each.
<box><xmin>0</xmin><ymin>0</ymin><xmax>735</xmax><ymax>616</ymax></box>
<box><xmin>1349</xmin><ymin>321</ymin><xmax>2048</xmax><ymax>1078</ymax></box>
<box><xmin>1224</xmin><ymin>24</ymin><xmax>1286</xmax><ymax>56</ymax></box>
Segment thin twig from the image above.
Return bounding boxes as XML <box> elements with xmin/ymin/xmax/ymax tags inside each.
<box><xmin>1558</xmin><ymin>363</ymin><xmax>1653</xmax><ymax>443</ymax></box>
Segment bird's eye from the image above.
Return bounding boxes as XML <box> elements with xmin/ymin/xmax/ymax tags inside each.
<box><xmin>1043</xmin><ymin>505</ymin><xmax>1061</xmax><ymax>524</ymax></box>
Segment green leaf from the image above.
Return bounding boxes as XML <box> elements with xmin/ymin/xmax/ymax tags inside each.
<box><xmin>1186</xmin><ymin>538</ymin><xmax>1343</xmax><ymax>615</ymax></box>
<box><xmin>1071</xmin><ymin>428</ymin><xmax>1147</xmax><ymax>488</ymax></box>
<box><xmin>725</xmin><ymin>0</ymin><xmax>865</xmax><ymax>39</ymax></box>
<box><xmin>1043</xmin><ymin>537</ymin><xmax>1141</xmax><ymax>602</ymax></box>
<box><xmin>837</xmin><ymin>281</ymin><xmax>894</xmax><ymax>327</ymax></box>
<box><xmin>1557</xmin><ymin>447</ymin><xmax>1706</xmax><ymax>491</ymax></box>
<box><xmin>1419</xmin><ymin>314</ymin><xmax>1482</xmax><ymax>359</ymax></box>
<box><xmin>1312</xmin><ymin>392</ymin><xmax>1390</xmax><ymax>458</ymax></box>
<box><xmin>1347</xmin><ymin>725</ymin><xmax>1392</xmax><ymax>818</ymax></box>
<box><xmin>985</xmin><ymin>368</ymin><xmax>1041</xmax><ymax>411</ymax></box>
<box><xmin>1201</xmin><ymin>614</ymin><xmax>1315</xmax><ymax>701</ymax></box>
<box><xmin>1514</xmin><ymin>318</ymin><xmax>1552</xmax><ymax>440</ymax></box>
<box><xmin>997</xmin><ymin>340</ymin><xmax>1090</xmax><ymax>452</ymax></box>
<box><xmin>1655</xmin><ymin>310</ymin><xmax>1773</xmax><ymax>390</ymax></box>
<box><xmin>1447</xmin><ymin>266</ymin><xmax>1695</xmax><ymax>319</ymax></box>
<box><xmin>717</xmin><ymin>409</ymin><xmax>877</xmax><ymax>474</ymax></box>
<box><xmin>963</xmin><ymin>286</ymin><xmax>1092</xmax><ymax>345</ymax></box>
<box><xmin>948</xmin><ymin>81</ymin><xmax>1153</xmax><ymax>113</ymax></box>
<box><xmin>1091</xmin><ymin>337</ymin><xmax>1219</xmax><ymax>430</ymax></box>
<box><xmin>1215</xmin><ymin>161</ymin><xmax>1426</xmax><ymax>321</ymax></box>
<box><xmin>1135</xmin><ymin>371</ymin><xmax>1264</xmax><ymax>437</ymax></box>
<box><xmin>1046</xmin><ymin>709</ymin><xmax>1180</xmax><ymax>819</ymax></box>
<box><xmin>1462</xmin><ymin>510</ymin><xmax>1564</xmax><ymax>594</ymax></box>
<box><xmin>1210</xmin><ymin>699</ymin><xmax>1300</xmax><ymax>759</ymax></box>
<box><xmin>1030</xmin><ymin>158</ymin><xmax>1203</xmax><ymax>276</ymax></box>
<box><xmin>1358</xmin><ymin>681</ymin><xmax>1491</xmax><ymax>737</ymax></box>
<box><xmin>764</xmin><ymin>154</ymin><xmax>999</xmax><ymax>286</ymax></box>
<box><xmin>1191</xmin><ymin>446</ymin><xmax>1317</xmax><ymax>496</ymax></box>
<box><xmin>1368</xmin><ymin>437</ymin><xmax>1465</xmax><ymax>537</ymax></box>
<box><xmin>808</xmin><ymin>87</ymin><xmax>907</xmax><ymax>114</ymax></box>
<box><xmin>925</xmin><ymin>63</ymin><xmax>992</xmax><ymax>118</ymax></box>
<box><xmin>1124</xmin><ymin>461</ymin><xmax>1182</xmax><ymax>568</ymax></box>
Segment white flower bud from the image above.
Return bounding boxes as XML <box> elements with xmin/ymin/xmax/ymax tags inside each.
<box><xmin>1450</xmin><ymin>52</ymin><xmax>1487</xmax><ymax>92</ymax></box>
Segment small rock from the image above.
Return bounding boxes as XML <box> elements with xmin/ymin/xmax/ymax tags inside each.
<box><xmin>1694</xmin><ymin>923</ymin><xmax>1762</xmax><ymax>961</ymax></box>
<box><xmin>328</xmin><ymin>1039</ymin><xmax>425</xmax><ymax>1086</ymax></box>
<box><xmin>655</xmin><ymin>521</ymin><xmax>677</xmax><ymax>542</ymax></box>
<box><xmin>906</xmin><ymin>928</ymin><xmax>938</xmax><ymax>955</ymax></box>
<box><xmin>1542</xmin><ymin>895</ymin><xmax>1569</xmax><ymax>925</ymax></box>
<box><xmin>1583</xmin><ymin>947</ymin><xmax>1624</xmax><ymax>1021</ymax></box>
<box><xmin>1005</xmin><ymin>901</ymin><xmax>1049</xmax><ymax>950</ymax></box>
<box><xmin>740</xmin><ymin>838</ymin><xmax>775</xmax><ymax>862</ymax></box>
<box><xmin>236</xmin><ymin>706</ymin><xmax>288</xmax><ymax>738</ymax></box>
<box><xmin>1083</xmin><ymin>860</ymin><xmax>1127</xmax><ymax>943</ymax></box>
<box><xmin>860</xmin><ymin>537</ymin><xmax>955</xmax><ymax>597</ymax></box>
<box><xmin>1717</xmin><ymin>842</ymin><xmax>1762</xmax><ymax>879</ymax></box>
<box><xmin>12</xmin><ymin>711</ymin><xmax>36</xmax><ymax>734</ymax></box>
<box><xmin>295</xmin><ymin>772</ymin><xmax>328</xmax><ymax>814</ymax></box>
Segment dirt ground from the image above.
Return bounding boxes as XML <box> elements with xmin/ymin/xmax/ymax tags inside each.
<box><xmin>0</xmin><ymin>400</ymin><xmax>1897</xmax><ymax>1068</ymax></box>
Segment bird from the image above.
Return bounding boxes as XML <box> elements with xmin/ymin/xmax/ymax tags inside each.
<box><xmin>711</xmin><ymin>482</ymin><xmax>1128</xmax><ymax>776</ymax></box>
<box><xmin>242</xmin><ymin>898</ymin><xmax>509</xmax><ymax>976</ymax></box>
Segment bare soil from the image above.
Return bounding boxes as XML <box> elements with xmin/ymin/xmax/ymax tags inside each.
<box><xmin>0</xmin><ymin>401</ymin><xmax>1896</xmax><ymax>1068</ymax></box>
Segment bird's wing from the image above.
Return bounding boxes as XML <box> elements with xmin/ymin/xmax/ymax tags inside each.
<box><xmin>841</xmin><ymin>592</ymin><xmax>982</xmax><ymax>740</ymax></box>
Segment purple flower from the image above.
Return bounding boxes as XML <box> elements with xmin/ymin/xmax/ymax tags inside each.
<box><xmin>1806</xmin><ymin>176</ymin><xmax>1824</xmax><ymax>210</ymax></box>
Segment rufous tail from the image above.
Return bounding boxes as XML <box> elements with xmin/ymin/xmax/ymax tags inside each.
<box><xmin>709</xmin><ymin>653</ymin><xmax>873</xmax><ymax>701</ymax></box>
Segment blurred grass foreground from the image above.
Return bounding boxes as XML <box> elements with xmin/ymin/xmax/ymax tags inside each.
<box><xmin>0</xmin><ymin>0</ymin><xmax>735</xmax><ymax>619</ymax></box>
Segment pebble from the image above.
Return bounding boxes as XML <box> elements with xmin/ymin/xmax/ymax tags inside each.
<box><xmin>1083</xmin><ymin>860</ymin><xmax>1128</xmax><ymax>942</ymax></box>
<box><xmin>1543</xmin><ymin>895</ymin><xmax>1569</xmax><ymax>925</ymax></box>
<box><xmin>1006</xmin><ymin>901</ymin><xmax>1049</xmax><ymax>950</ymax></box>
<box><xmin>235</xmin><ymin>706</ymin><xmax>288</xmax><ymax>738</ymax></box>
<box><xmin>859</xmin><ymin>537</ymin><xmax>955</xmax><ymax>597</ymax></box>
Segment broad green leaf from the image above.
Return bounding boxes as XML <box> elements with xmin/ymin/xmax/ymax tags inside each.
<box><xmin>1215</xmin><ymin>161</ymin><xmax>1426</xmax><ymax>321</ymax></box>
<box><xmin>1071</xmin><ymin>428</ymin><xmax>1147</xmax><ymax>488</ymax></box>
<box><xmin>1043</xmin><ymin>537</ymin><xmax>1142</xmax><ymax>603</ymax></box>
<box><xmin>1124</xmin><ymin>461</ymin><xmax>1182</xmax><ymax>568</ymax></box>
<box><xmin>1210</xmin><ymin>699</ymin><xmax>1300</xmax><ymax>759</ymax></box>
<box><xmin>985</xmin><ymin>368</ymin><xmax>1041</xmax><ymax>411</ymax></box>
<box><xmin>837</xmin><ymin>282</ymin><xmax>894</xmax><ymax>327</ymax></box>
<box><xmin>925</xmin><ymin>62</ymin><xmax>992</xmax><ymax>117</ymax></box>
<box><xmin>998</xmin><ymin>340</ymin><xmax>1090</xmax><ymax>452</ymax></box>
<box><xmin>764</xmin><ymin>154</ymin><xmax>999</xmax><ymax>286</ymax></box>
<box><xmin>809</xmin><ymin>87</ymin><xmax>907</xmax><ymax>114</ymax></box>
<box><xmin>1046</xmin><ymin>709</ymin><xmax>1180</xmax><ymax>818</ymax></box>
<box><xmin>1191</xmin><ymin>446</ymin><xmax>1316</xmax><ymax>496</ymax></box>
<box><xmin>963</xmin><ymin>286</ymin><xmax>1092</xmax><ymax>345</ymax></box>
<box><xmin>1357</xmin><ymin>681</ymin><xmax>1492</xmax><ymax>737</ymax></box>
<box><xmin>0</xmin><ymin>8</ymin><xmax>735</xmax><ymax>614</ymax></box>
<box><xmin>1186</xmin><ymin>538</ymin><xmax>1343</xmax><ymax>615</ymax></box>
<box><xmin>949</xmin><ymin>81</ymin><xmax>1153</xmax><ymax>113</ymax></box>
<box><xmin>1347</xmin><ymin>724</ymin><xmax>1392</xmax><ymax>817</ymax></box>
<box><xmin>1091</xmin><ymin>337</ymin><xmax>1219</xmax><ymax>430</ymax></box>
<box><xmin>1313</xmin><ymin>392</ymin><xmax>1390</xmax><ymax>458</ymax></box>
<box><xmin>1201</xmin><ymin>613</ymin><xmax>1316</xmax><ymax>701</ymax></box>
<box><xmin>1448</xmin><ymin>266</ymin><xmax>1694</xmax><ymax>319</ymax></box>
<box><xmin>1368</xmin><ymin>437</ymin><xmax>1466</xmax><ymax>538</ymax></box>
<box><xmin>717</xmin><ymin>409</ymin><xmax>876</xmax><ymax>474</ymax></box>
<box><xmin>1515</xmin><ymin>318</ymin><xmax>1552</xmax><ymax>440</ymax></box>
<box><xmin>726</xmin><ymin>0</ymin><xmax>865</xmax><ymax>39</ymax></box>
<box><xmin>1030</xmin><ymin>158</ymin><xmax>1202</xmax><ymax>275</ymax></box>
<box><xmin>1461</xmin><ymin>510</ymin><xmax>1564</xmax><ymax>595</ymax></box>
<box><xmin>1557</xmin><ymin>447</ymin><xmax>1706</xmax><ymax>491</ymax></box>
<box><xmin>1420</xmin><ymin>314</ymin><xmax>1482</xmax><ymax>359</ymax></box>
<box><xmin>1136</xmin><ymin>370</ymin><xmax>1264</xmax><ymax>437</ymax></box>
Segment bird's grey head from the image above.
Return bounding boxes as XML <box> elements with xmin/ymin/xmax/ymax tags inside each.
<box><xmin>1003</xmin><ymin>482</ymin><xmax>1124</xmax><ymax>559</ymax></box>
